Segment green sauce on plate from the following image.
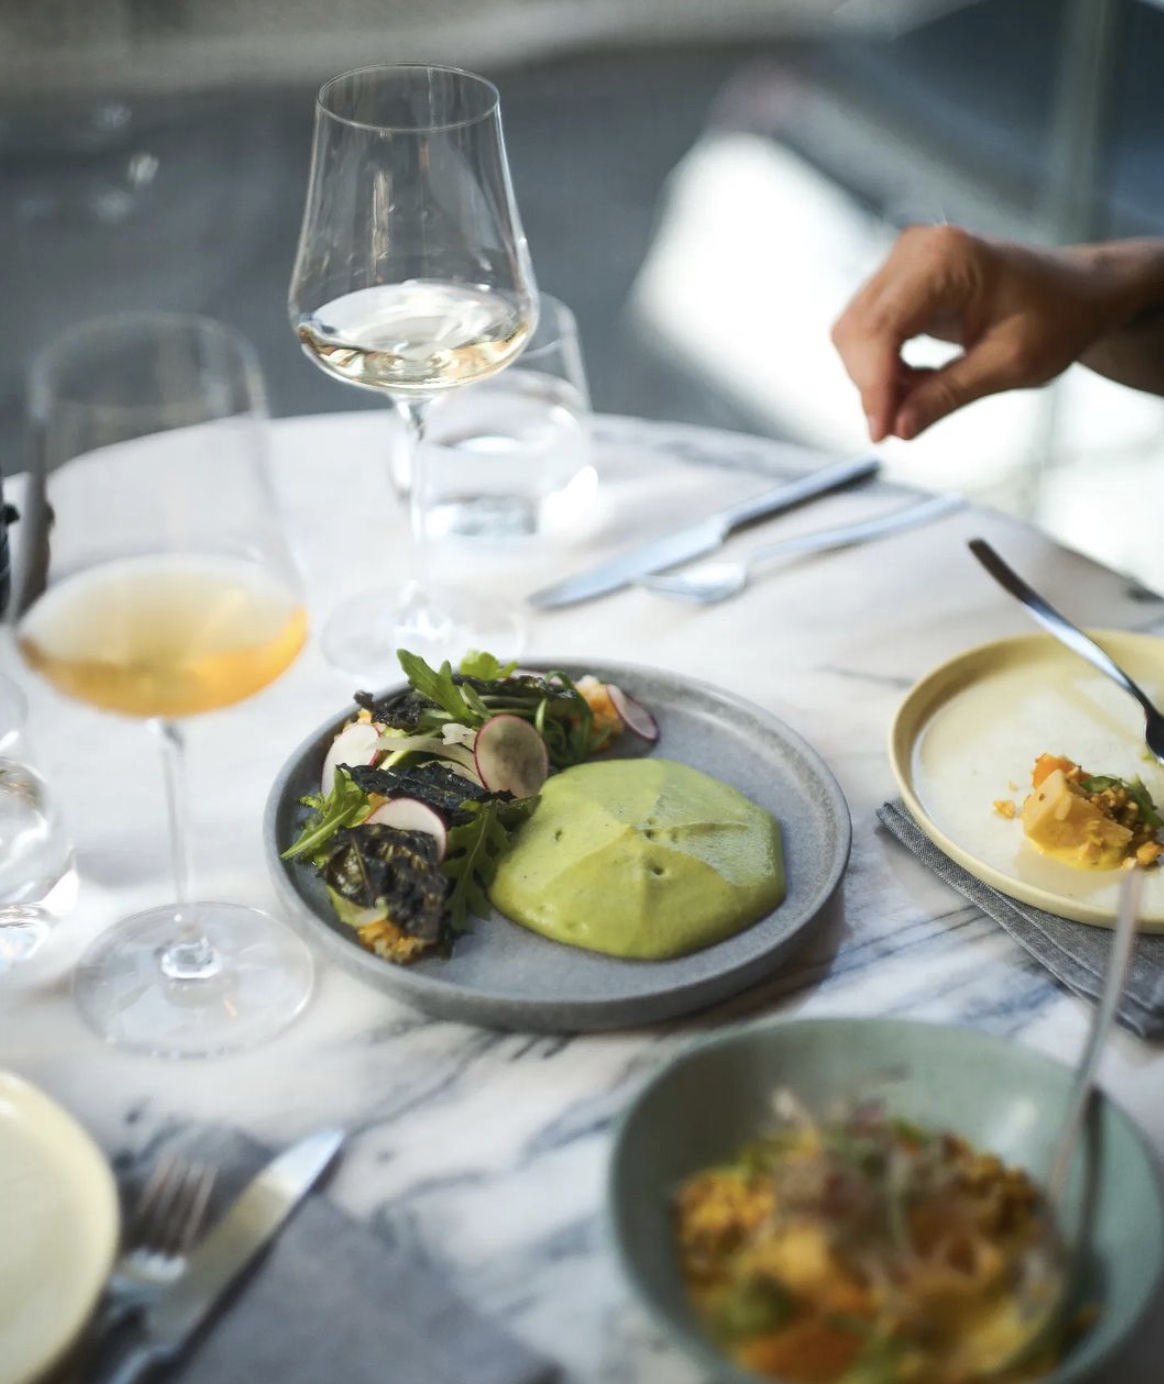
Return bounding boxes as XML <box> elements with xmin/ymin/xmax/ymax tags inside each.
<box><xmin>489</xmin><ymin>758</ymin><xmax>785</xmax><ymax>959</ymax></box>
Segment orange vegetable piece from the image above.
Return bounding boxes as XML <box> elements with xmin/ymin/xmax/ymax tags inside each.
<box><xmin>1031</xmin><ymin>753</ymin><xmax>1076</xmax><ymax>789</ymax></box>
<box><xmin>736</xmin><ymin>1318</ymin><xmax>864</xmax><ymax>1383</ymax></box>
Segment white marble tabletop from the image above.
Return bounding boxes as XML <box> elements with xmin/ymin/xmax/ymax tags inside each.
<box><xmin>3</xmin><ymin>410</ymin><xmax>1164</xmax><ymax>1383</ymax></box>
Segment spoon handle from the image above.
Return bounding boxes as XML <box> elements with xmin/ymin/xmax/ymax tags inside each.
<box><xmin>1047</xmin><ymin>869</ymin><xmax>1142</xmax><ymax>1206</ymax></box>
<box><xmin>747</xmin><ymin>493</ymin><xmax>964</xmax><ymax>570</ymax></box>
<box><xmin>968</xmin><ymin>539</ymin><xmax>1157</xmax><ymax>717</ymax></box>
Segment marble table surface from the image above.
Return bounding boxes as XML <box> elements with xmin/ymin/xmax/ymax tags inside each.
<box><xmin>4</xmin><ymin>410</ymin><xmax>1164</xmax><ymax>1382</ymax></box>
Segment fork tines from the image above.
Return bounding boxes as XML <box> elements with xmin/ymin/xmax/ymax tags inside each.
<box><xmin>130</xmin><ymin>1155</ymin><xmax>217</xmax><ymax>1257</ymax></box>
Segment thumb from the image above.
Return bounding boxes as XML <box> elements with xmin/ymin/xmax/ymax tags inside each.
<box><xmin>893</xmin><ymin>334</ymin><xmax>1029</xmax><ymax>439</ymax></box>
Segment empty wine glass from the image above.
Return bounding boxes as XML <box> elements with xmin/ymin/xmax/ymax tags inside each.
<box><xmin>289</xmin><ymin>63</ymin><xmax>540</xmax><ymax>677</ymax></box>
<box><xmin>18</xmin><ymin>312</ymin><xmax>314</xmax><ymax>1057</ymax></box>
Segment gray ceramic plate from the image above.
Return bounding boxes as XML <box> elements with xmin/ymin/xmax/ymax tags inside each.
<box><xmin>263</xmin><ymin>660</ymin><xmax>851</xmax><ymax>1031</ymax></box>
<box><xmin>609</xmin><ymin>1017</ymin><xmax>1164</xmax><ymax>1384</ymax></box>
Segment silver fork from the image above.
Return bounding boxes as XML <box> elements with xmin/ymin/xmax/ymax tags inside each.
<box><xmin>639</xmin><ymin>492</ymin><xmax>965</xmax><ymax>604</ymax></box>
<box><xmin>969</xmin><ymin>537</ymin><xmax>1164</xmax><ymax>764</ymax></box>
<box><xmin>98</xmin><ymin>1154</ymin><xmax>217</xmax><ymax>1331</ymax></box>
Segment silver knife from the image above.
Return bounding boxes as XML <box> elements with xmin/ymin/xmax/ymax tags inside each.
<box><xmin>96</xmin><ymin>1127</ymin><xmax>344</xmax><ymax>1384</ymax></box>
<box><xmin>527</xmin><ymin>453</ymin><xmax>880</xmax><ymax>609</ymax></box>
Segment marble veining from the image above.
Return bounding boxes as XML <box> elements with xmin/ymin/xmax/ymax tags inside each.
<box><xmin>2</xmin><ymin>412</ymin><xmax>1164</xmax><ymax>1381</ymax></box>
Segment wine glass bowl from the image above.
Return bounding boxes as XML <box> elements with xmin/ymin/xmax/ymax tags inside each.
<box><xmin>18</xmin><ymin>312</ymin><xmax>314</xmax><ymax>1057</ymax></box>
<box><xmin>289</xmin><ymin>63</ymin><xmax>539</xmax><ymax>676</ymax></box>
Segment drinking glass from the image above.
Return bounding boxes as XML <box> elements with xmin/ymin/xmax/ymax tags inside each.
<box><xmin>420</xmin><ymin>294</ymin><xmax>597</xmax><ymax>540</ymax></box>
<box><xmin>18</xmin><ymin>312</ymin><xmax>314</xmax><ymax>1057</ymax></box>
<box><xmin>289</xmin><ymin>63</ymin><xmax>540</xmax><ymax>677</ymax></box>
<box><xmin>0</xmin><ymin>671</ymin><xmax>77</xmax><ymax>974</ymax></box>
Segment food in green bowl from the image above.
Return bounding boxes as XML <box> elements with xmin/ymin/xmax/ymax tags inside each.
<box><xmin>608</xmin><ymin>1018</ymin><xmax>1164</xmax><ymax>1384</ymax></box>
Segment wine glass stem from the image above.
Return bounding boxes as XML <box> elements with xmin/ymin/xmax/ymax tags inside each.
<box><xmin>397</xmin><ymin>395</ymin><xmax>432</xmax><ymax>588</ymax></box>
<box><xmin>149</xmin><ymin>717</ymin><xmax>222</xmax><ymax>981</ymax></box>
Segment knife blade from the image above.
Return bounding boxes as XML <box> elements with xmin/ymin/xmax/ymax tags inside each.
<box><xmin>96</xmin><ymin>1127</ymin><xmax>344</xmax><ymax>1384</ymax></box>
<box><xmin>527</xmin><ymin>453</ymin><xmax>880</xmax><ymax>609</ymax></box>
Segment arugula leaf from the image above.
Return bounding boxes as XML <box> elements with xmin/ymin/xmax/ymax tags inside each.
<box><xmin>459</xmin><ymin>649</ymin><xmax>517</xmax><ymax>680</ymax></box>
<box><xmin>398</xmin><ymin>649</ymin><xmax>599</xmax><ymax>769</ymax></box>
<box><xmin>396</xmin><ymin>649</ymin><xmax>487</xmax><ymax>726</ymax></box>
<box><xmin>441</xmin><ymin>795</ymin><xmax>538</xmax><ymax>931</ymax></box>
<box><xmin>281</xmin><ymin>768</ymin><xmax>368</xmax><ymax>863</ymax></box>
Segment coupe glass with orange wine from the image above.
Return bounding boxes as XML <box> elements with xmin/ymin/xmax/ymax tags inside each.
<box><xmin>17</xmin><ymin>312</ymin><xmax>314</xmax><ymax>1057</ymax></box>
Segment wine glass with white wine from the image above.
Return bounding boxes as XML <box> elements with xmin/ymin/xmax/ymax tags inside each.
<box><xmin>289</xmin><ymin>63</ymin><xmax>540</xmax><ymax>677</ymax></box>
<box><xmin>17</xmin><ymin>312</ymin><xmax>314</xmax><ymax>1057</ymax></box>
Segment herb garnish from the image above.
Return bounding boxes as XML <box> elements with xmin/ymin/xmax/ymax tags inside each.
<box><xmin>442</xmin><ymin>796</ymin><xmax>539</xmax><ymax>932</ymax></box>
<box><xmin>1079</xmin><ymin>773</ymin><xmax>1164</xmax><ymax>828</ymax></box>
<box><xmin>281</xmin><ymin>768</ymin><xmax>368</xmax><ymax>864</ymax></box>
<box><xmin>282</xmin><ymin>649</ymin><xmax>612</xmax><ymax>961</ymax></box>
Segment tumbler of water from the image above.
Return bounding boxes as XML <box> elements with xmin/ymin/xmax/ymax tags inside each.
<box><xmin>418</xmin><ymin>294</ymin><xmax>597</xmax><ymax>540</ymax></box>
<box><xmin>0</xmin><ymin>673</ymin><xmax>77</xmax><ymax>971</ymax></box>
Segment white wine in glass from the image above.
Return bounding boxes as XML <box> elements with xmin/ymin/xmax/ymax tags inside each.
<box><xmin>289</xmin><ymin>63</ymin><xmax>539</xmax><ymax>677</ymax></box>
<box><xmin>18</xmin><ymin>312</ymin><xmax>314</xmax><ymax>1058</ymax></box>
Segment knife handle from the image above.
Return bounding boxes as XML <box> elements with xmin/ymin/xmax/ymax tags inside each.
<box><xmin>719</xmin><ymin>455</ymin><xmax>880</xmax><ymax>531</ymax></box>
<box><xmin>92</xmin><ymin>1333</ymin><xmax>172</xmax><ymax>1384</ymax></box>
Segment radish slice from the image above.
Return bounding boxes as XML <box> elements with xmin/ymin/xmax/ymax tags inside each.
<box><xmin>321</xmin><ymin>721</ymin><xmax>382</xmax><ymax>796</ymax></box>
<box><xmin>607</xmin><ymin>684</ymin><xmax>660</xmax><ymax>742</ymax></box>
<box><xmin>474</xmin><ymin>714</ymin><xmax>550</xmax><ymax>798</ymax></box>
<box><xmin>364</xmin><ymin>798</ymin><xmax>448</xmax><ymax>858</ymax></box>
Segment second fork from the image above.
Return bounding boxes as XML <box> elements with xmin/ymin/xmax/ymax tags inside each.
<box><xmin>98</xmin><ymin>1154</ymin><xmax>216</xmax><ymax>1332</ymax></box>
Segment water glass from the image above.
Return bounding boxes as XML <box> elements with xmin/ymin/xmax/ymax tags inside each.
<box><xmin>0</xmin><ymin>673</ymin><xmax>77</xmax><ymax>972</ymax></box>
<box><xmin>418</xmin><ymin>295</ymin><xmax>597</xmax><ymax>540</ymax></box>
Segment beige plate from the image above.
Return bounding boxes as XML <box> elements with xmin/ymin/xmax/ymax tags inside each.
<box><xmin>0</xmin><ymin>1072</ymin><xmax>120</xmax><ymax>1384</ymax></box>
<box><xmin>889</xmin><ymin>630</ymin><xmax>1164</xmax><ymax>929</ymax></box>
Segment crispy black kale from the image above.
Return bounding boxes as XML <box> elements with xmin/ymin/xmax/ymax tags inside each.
<box><xmin>321</xmin><ymin>823</ymin><xmax>450</xmax><ymax>945</ymax></box>
<box><xmin>353</xmin><ymin>686</ymin><xmax>431</xmax><ymax>731</ymax></box>
<box><xmin>349</xmin><ymin>760</ymin><xmax>493</xmax><ymax>822</ymax></box>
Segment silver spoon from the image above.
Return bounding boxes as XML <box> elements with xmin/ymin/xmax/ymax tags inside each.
<box><xmin>640</xmin><ymin>493</ymin><xmax>964</xmax><ymax>604</ymax></box>
<box><xmin>969</xmin><ymin>537</ymin><xmax>1164</xmax><ymax>765</ymax></box>
<box><xmin>964</xmin><ymin>867</ymin><xmax>1142</xmax><ymax>1379</ymax></box>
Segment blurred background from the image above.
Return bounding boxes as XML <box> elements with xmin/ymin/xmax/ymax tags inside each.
<box><xmin>4</xmin><ymin>0</ymin><xmax>1164</xmax><ymax>587</ymax></box>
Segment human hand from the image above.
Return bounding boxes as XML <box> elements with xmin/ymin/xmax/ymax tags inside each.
<box><xmin>830</xmin><ymin>225</ymin><xmax>1118</xmax><ymax>442</ymax></box>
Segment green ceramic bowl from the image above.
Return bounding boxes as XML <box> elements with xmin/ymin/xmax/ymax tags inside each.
<box><xmin>608</xmin><ymin>1017</ymin><xmax>1164</xmax><ymax>1383</ymax></box>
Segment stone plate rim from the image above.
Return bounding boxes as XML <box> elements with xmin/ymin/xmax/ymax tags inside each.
<box><xmin>263</xmin><ymin>659</ymin><xmax>851</xmax><ymax>1031</ymax></box>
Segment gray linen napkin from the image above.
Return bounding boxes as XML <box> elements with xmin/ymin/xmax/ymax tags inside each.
<box><xmin>879</xmin><ymin>799</ymin><xmax>1164</xmax><ymax>1039</ymax></box>
<box><xmin>88</xmin><ymin>1126</ymin><xmax>557</xmax><ymax>1384</ymax></box>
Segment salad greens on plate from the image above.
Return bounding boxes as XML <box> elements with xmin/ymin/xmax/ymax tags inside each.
<box><xmin>282</xmin><ymin>648</ymin><xmax>657</xmax><ymax>964</ymax></box>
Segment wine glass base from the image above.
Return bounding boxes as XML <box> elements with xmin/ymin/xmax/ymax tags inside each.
<box><xmin>321</xmin><ymin>582</ymin><xmax>525</xmax><ymax>681</ymax></box>
<box><xmin>72</xmin><ymin>903</ymin><xmax>315</xmax><ymax>1059</ymax></box>
<box><xmin>0</xmin><ymin>907</ymin><xmax>53</xmax><ymax>975</ymax></box>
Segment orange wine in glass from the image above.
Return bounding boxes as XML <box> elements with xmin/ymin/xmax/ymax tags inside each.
<box><xmin>18</xmin><ymin>312</ymin><xmax>314</xmax><ymax>1057</ymax></box>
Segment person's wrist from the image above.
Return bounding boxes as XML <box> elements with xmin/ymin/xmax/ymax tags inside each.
<box><xmin>1063</xmin><ymin>240</ymin><xmax>1164</xmax><ymax>334</ymax></box>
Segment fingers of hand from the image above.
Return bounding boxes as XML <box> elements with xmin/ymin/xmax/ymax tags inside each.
<box><xmin>827</xmin><ymin>323</ymin><xmax>900</xmax><ymax>442</ymax></box>
<box><xmin>893</xmin><ymin>331</ymin><xmax>1044</xmax><ymax>439</ymax></box>
<box><xmin>831</xmin><ymin>227</ymin><xmax>985</xmax><ymax>443</ymax></box>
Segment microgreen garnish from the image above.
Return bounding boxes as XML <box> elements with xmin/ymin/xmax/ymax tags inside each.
<box><xmin>284</xmin><ymin>650</ymin><xmax>621</xmax><ymax>960</ymax></box>
<box><xmin>282</xmin><ymin>769</ymin><xmax>368</xmax><ymax>863</ymax></box>
<box><xmin>1079</xmin><ymin>773</ymin><xmax>1164</xmax><ymax>827</ymax></box>
<box><xmin>441</xmin><ymin>796</ymin><xmax>539</xmax><ymax>932</ymax></box>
